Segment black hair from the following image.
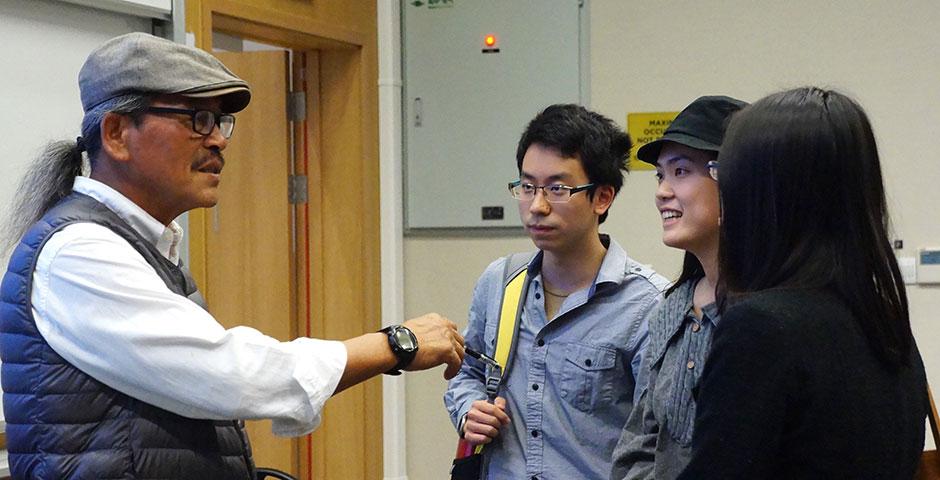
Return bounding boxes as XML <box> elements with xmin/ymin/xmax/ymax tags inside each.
<box><xmin>666</xmin><ymin>252</ymin><xmax>705</xmax><ymax>297</ymax></box>
<box><xmin>515</xmin><ymin>104</ymin><xmax>632</xmax><ymax>224</ymax></box>
<box><xmin>716</xmin><ymin>87</ymin><xmax>912</xmax><ymax>368</ymax></box>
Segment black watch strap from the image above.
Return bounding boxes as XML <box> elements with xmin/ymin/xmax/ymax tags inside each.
<box><xmin>381</xmin><ymin>325</ymin><xmax>418</xmax><ymax>375</ymax></box>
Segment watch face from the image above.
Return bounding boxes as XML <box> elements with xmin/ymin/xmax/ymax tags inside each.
<box><xmin>393</xmin><ymin>328</ymin><xmax>418</xmax><ymax>351</ymax></box>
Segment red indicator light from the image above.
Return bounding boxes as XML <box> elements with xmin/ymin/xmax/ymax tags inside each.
<box><xmin>484</xmin><ymin>34</ymin><xmax>497</xmax><ymax>47</ymax></box>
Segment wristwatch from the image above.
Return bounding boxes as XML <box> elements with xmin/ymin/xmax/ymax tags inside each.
<box><xmin>380</xmin><ymin>325</ymin><xmax>418</xmax><ymax>375</ymax></box>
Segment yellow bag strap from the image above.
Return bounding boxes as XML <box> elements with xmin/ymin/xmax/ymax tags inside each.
<box><xmin>494</xmin><ymin>267</ymin><xmax>527</xmax><ymax>370</ymax></box>
<box><xmin>473</xmin><ymin>258</ymin><xmax>528</xmax><ymax>456</ymax></box>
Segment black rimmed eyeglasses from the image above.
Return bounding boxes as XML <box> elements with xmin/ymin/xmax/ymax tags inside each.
<box><xmin>144</xmin><ymin>107</ymin><xmax>236</xmax><ymax>139</ymax></box>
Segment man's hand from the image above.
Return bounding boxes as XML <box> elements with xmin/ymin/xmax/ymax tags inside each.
<box><xmin>402</xmin><ymin>313</ymin><xmax>465</xmax><ymax>379</ymax></box>
<box><xmin>463</xmin><ymin>397</ymin><xmax>510</xmax><ymax>446</ymax></box>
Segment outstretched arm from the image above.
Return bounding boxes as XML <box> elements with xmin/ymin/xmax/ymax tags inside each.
<box><xmin>336</xmin><ymin>313</ymin><xmax>465</xmax><ymax>393</ymax></box>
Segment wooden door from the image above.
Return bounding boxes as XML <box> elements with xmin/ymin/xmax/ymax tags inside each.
<box><xmin>187</xmin><ymin>13</ymin><xmax>385</xmax><ymax>474</ymax></box>
<box><xmin>206</xmin><ymin>50</ymin><xmax>297</xmax><ymax>475</ymax></box>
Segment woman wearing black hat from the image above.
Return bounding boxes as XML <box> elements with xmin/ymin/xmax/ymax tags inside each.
<box><xmin>610</xmin><ymin>95</ymin><xmax>747</xmax><ymax>480</ymax></box>
<box><xmin>676</xmin><ymin>87</ymin><xmax>927</xmax><ymax>479</ymax></box>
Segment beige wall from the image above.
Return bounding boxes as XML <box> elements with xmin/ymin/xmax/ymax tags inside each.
<box><xmin>403</xmin><ymin>1</ymin><xmax>940</xmax><ymax>478</ymax></box>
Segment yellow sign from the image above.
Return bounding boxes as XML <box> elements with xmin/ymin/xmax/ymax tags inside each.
<box><xmin>627</xmin><ymin>111</ymin><xmax>679</xmax><ymax>171</ymax></box>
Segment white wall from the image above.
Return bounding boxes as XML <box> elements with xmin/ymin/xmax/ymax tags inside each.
<box><xmin>0</xmin><ymin>0</ymin><xmax>151</xmax><ymax>424</ymax></box>
<box><xmin>0</xmin><ymin>0</ymin><xmax>150</xmax><ymax>255</ymax></box>
<box><xmin>403</xmin><ymin>1</ymin><xmax>940</xmax><ymax>478</ymax></box>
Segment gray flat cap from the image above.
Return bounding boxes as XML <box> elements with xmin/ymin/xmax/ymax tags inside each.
<box><xmin>79</xmin><ymin>32</ymin><xmax>250</xmax><ymax>113</ymax></box>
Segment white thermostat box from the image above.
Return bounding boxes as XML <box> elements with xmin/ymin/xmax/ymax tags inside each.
<box><xmin>916</xmin><ymin>248</ymin><xmax>940</xmax><ymax>284</ymax></box>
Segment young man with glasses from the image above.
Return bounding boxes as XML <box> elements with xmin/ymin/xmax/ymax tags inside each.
<box><xmin>0</xmin><ymin>33</ymin><xmax>464</xmax><ymax>479</ymax></box>
<box><xmin>444</xmin><ymin>104</ymin><xmax>668</xmax><ymax>479</ymax></box>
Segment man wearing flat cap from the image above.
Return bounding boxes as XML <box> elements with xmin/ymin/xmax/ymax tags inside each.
<box><xmin>0</xmin><ymin>32</ymin><xmax>464</xmax><ymax>479</ymax></box>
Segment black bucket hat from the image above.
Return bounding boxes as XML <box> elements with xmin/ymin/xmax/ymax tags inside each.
<box><xmin>636</xmin><ymin>95</ymin><xmax>748</xmax><ymax>165</ymax></box>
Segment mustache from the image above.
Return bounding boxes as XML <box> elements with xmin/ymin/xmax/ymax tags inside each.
<box><xmin>191</xmin><ymin>147</ymin><xmax>225</xmax><ymax>169</ymax></box>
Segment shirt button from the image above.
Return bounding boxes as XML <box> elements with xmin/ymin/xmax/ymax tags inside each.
<box><xmin>532</xmin><ymin>383</ymin><xmax>539</xmax><ymax>391</ymax></box>
<box><xmin>687</xmin><ymin>360</ymin><xmax>695</xmax><ymax>369</ymax></box>
<box><xmin>532</xmin><ymin>477</ymin><xmax>538</xmax><ymax>480</ymax></box>
<box><xmin>691</xmin><ymin>323</ymin><xmax>701</xmax><ymax>332</ymax></box>
<box><xmin>584</xmin><ymin>359</ymin><xmax>592</xmax><ymax>367</ymax></box>
<box><xmin>531</xmin><ymin>430</ymin><xmax>539</xmax><ymax>438</ymax></box>
<box><xmin>537</xmin><ymin>339</ymin><xmax>545</xmax><ymax>347</ymax></box>
<box><xmin>535</xmin><ymin>292</ymin><xmax>541</xmax><ymax>300</ymax></box>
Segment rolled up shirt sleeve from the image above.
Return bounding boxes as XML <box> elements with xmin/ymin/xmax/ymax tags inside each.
<box><xmin>32</xmin><ymin>222</ymin><xmax>347</xmax><ymax>437</ymax></box>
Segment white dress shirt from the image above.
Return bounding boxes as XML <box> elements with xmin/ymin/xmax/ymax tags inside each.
<box><xmin>31</xmin><ymin>176</ymin><xmax>347</xmax><ymax>437</ymax></box>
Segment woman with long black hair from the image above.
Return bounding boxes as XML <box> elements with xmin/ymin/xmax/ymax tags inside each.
<box><xmin>677</xmin><ymin>87</ymin><xmax>927</xmax><ymax>479</ymax></box>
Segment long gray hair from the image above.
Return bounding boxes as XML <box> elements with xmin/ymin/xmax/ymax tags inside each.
<box><xmin>2</xmin><ymin>93</ymin><xmax>150</xmax><ymax>253</ymax></box>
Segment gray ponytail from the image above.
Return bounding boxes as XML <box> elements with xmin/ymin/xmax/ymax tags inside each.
<box><xmin>1</xmin><ymin>93</ymin><xmax>151</xmax><ymax>253</ymax></box>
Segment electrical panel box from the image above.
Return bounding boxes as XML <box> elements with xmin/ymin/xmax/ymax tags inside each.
<box><xmin>403</xmin><ymin>0</ymin><xmax>584</xmax><ymax>229</ymax></box>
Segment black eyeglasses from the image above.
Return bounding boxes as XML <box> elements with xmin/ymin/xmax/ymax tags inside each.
<box><xmin>144</xmin><ymin>107</ymin><xmax>236</xmax><ymax>139</ymax></box>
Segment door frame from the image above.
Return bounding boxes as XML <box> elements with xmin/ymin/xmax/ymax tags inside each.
<box><xmin>184</xmin><ymin>1</ymin><xmax>383</xmax><ymax>478</ymax></box>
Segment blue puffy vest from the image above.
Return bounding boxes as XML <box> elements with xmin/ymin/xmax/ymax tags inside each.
<box><xmin>0</xmin><ymin>193</ymin><xmax>255</xmax><ymax>479</ymax></box>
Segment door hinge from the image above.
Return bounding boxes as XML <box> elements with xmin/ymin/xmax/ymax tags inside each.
<box><xmin>288</xmin><ymin>91</ymin><xmax>306</xmax><ymax>122</ymax></box>
<box><xmin>289</xmin><ymin>175</ymin><xmax>308</xmax><ymax>204</ymax></box>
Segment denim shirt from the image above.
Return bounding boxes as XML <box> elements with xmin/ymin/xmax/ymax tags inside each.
<box><xmin>444</xmin><ymin>237</ymin><xmax>667</xmax><ymax>480</ymax></box>
<box><xmin>610</xmin><ymin>278</ymin><xmax>720</xmax><ymax>480</ymax></box>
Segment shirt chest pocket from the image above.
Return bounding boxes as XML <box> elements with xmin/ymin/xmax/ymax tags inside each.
<box><xmin>559</xmin><ymin>343</ymin><xmax>618</xmax><ymax>412</ymax></box>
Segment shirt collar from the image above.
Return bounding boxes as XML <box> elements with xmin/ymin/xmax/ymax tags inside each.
<box><xmin>662</xmin><ymin>277</ymin><xmax>720</xmax><ymax>334</ymax></box>
<box><xmin>525</xmin><ymin>234</ymin><xmax>629</xmax><ymax>298</ymax></box>
<box><xmin>701</xmin><ymin>301</ymin><xmax>721</xmax><ymax>326</ymax></box>
<box><xmin>73</xmin><ymin>176</ymin><xmax>183</xmax><ymax>263</ymax></box>
<box><xmin>594</xmin><ymin>235</ymin><xmax>628</xmax><ymax>287</ymax></box>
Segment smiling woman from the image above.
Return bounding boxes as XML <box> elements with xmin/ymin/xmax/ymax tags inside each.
<box><xmin>611</xmin><ymin>95</ymin><xmax>747</xmax><ymax>480</ymax></box>
<box><xmin>654</xmin><ymin>143</ymin><xmax>721</xmax><ymax>257</ymax></box>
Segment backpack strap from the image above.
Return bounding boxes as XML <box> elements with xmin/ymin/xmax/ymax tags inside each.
<box><xmin>489</xmin><ymin>252</ymin><xmax>531</xmax><ymax>390</ymax></box>
<box><xmin>473</xmin><ymin>253</ymin><xmax>532</xmax><ymax>457</ymax></box>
